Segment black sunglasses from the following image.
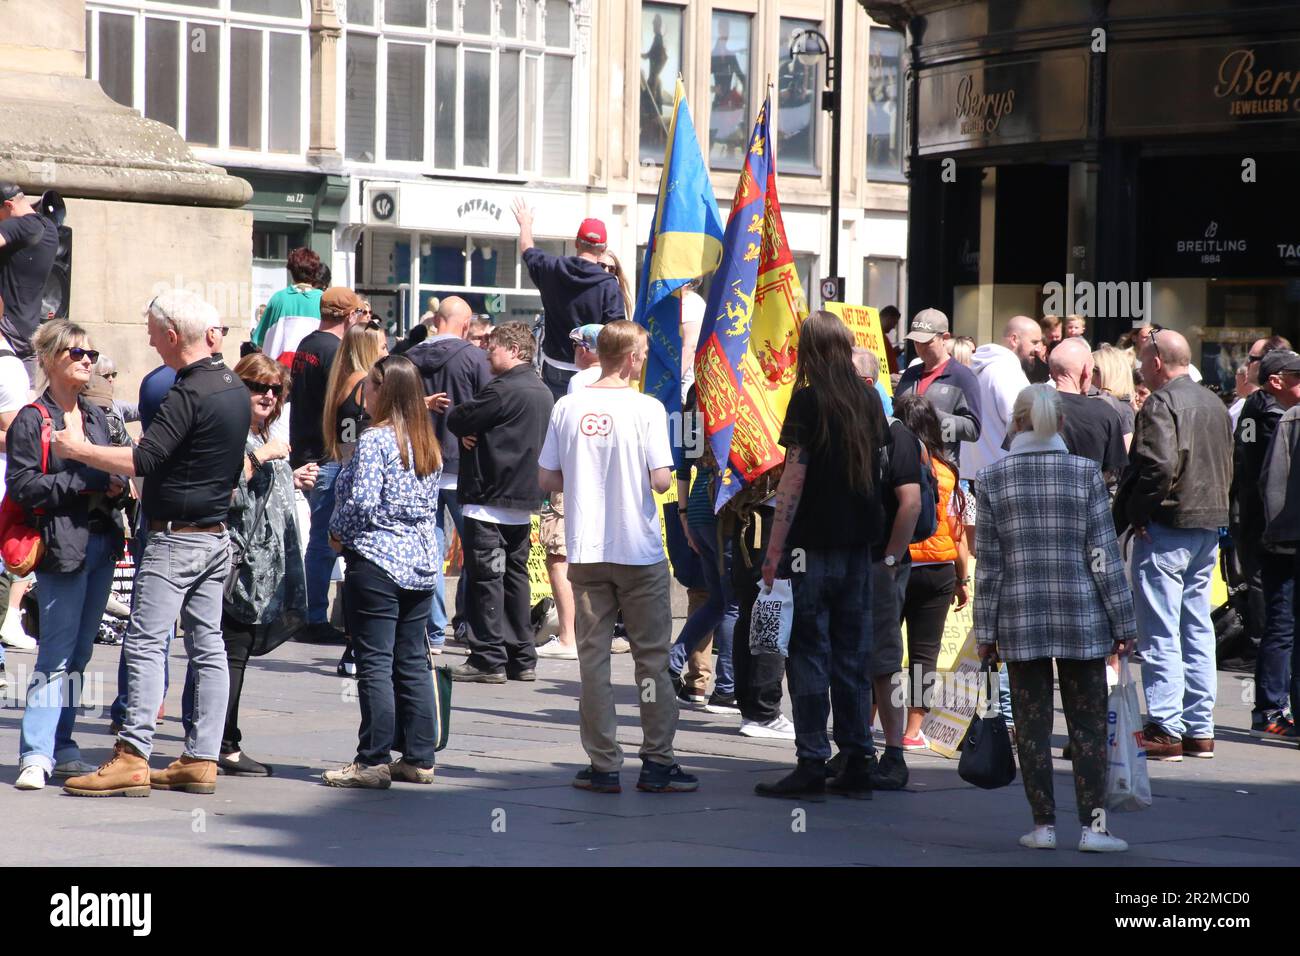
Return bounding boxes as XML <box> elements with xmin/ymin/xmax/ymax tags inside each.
<box><xmin>67</xmin><ymin>347</ymin><xmax>100</xmax><ymax>363</ymax></box>
<box><xmin>243</xmin><ymin>379</ymin><xmax>284</xmax><ymax>397</ymax></box>
<box><xmin>366</xmin><ymin>319</ymin><xmax>383</xmax><ymax>331</ymax></box>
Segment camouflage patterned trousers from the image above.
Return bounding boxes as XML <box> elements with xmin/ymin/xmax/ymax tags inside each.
<box><xmin>1006</xmin><ymin>658</ymin><xmax>1108</xmax><ymax>827</ymax></box>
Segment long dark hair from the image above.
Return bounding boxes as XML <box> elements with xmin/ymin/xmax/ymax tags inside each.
<box><xmin>368</xmin><ymin>354</ymin><xmax>441</xmax><ymax>477</ymax></box>
<box><xmin>894</xmin><ymin>391</ymin><xmax>966</xmax><ymax>519</ymax></box>
<box><xmin>792</xmin><ymin>311</ymin><xmax>883</xmax><ymax>497</ymax></box>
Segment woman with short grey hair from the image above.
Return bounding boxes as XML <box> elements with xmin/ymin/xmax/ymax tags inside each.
<box><xmin>974</xmin><ymin>383</ymin><xmax>1137</xmax><ymax>853</ymax></box>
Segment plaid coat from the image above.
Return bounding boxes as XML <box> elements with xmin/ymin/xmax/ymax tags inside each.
<box><xmin>975</xmin><ymin>449</ymin><xmax>1137</xmax><ymax>660</ymax></box>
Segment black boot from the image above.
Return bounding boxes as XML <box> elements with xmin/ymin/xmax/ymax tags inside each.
<box><xmin>826</xmin><ymin>753</ymin><xmax>874</xmax><ymax>800</ymax></box>
<box><xmin>755</xmin><ymin>759</ymin><xmax>826</xmax><ymax>800</ymax></box>
<box><xmin>868</xmin><ymin>749</ymin><xmax>908</xmax><ymax>791</ymax></box>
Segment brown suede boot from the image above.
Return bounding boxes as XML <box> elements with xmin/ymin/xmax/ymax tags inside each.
<box><xmin>150</xmin><ymin>755</ymin><xmax>218</xmax><ymax>794</ymax></box>
<box><xmin>63</xmin><ymin>740</ymin><xmax>151</xmax><ymax>797</ymax></box>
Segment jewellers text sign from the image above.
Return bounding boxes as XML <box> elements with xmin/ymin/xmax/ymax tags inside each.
<box><xmin>916</xmin><ymin>50</ymin><xmax>1089</xmax><ymax>154</ymax></box>
<box><xmin>1109</xmin><ymin>37</ymin><xmax>1300</xmax><ymax>135</ymax></box>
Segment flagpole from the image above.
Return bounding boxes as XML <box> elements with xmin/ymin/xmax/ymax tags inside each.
<box><xmin>829</xmin><ymin>0</ymin><xmax>844</xmax><ymax>283</ymax></box>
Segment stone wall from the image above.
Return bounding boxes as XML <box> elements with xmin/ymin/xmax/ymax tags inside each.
<box><xmin>65</xmin><ymin>197</ymin><xmax>253</xmax><ymax>398</ymax></box>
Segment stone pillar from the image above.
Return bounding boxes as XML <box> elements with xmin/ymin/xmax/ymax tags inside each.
<box><xmin>0</xmin><ymin>0</ymin><xmax>254</xmax><ymax>395</ymax></box>
<box><xmin>309</xmin><ymin>0</ymin><xmax>344</xmax><ymax>171</ymax></box>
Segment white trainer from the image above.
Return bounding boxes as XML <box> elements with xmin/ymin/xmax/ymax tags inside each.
<box><xmin>739</xmin><ymin>715</ymin><xmax>797</xmax><ymax>740</ymax></box>
<box><xmin>1079</xmin><ymin>828</ymin><xmax>1129</xmax><ymax>853</ymax></box>
<box><xmin>0</xmin><ymin>613</ymin><xmax>36</xmax><ymax>650</ymax></box>
<box><xmin>611</xmin><ymin>637</ymin><xmax>631</xmax><ymax>654</ymax></box>
<box><xmin>1018</xmin><ymin>825</ymin><xmax>1057</xmax><ymax>850</ymax></box>
<box><xmin>15</xmin><ymin>765</ymin><xmax>46</xmax><ymax>790</ymax></box>
<box><xmin>535</xmin><ymin>638</ymin><xmax>578</xmax><ymax>660</ymax></box>
<box><xmin>52</xmin><ymin>759</ymin><xmax>99</xmax><ymax>778</ymax></box>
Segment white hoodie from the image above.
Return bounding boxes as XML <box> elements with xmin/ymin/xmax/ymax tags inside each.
<box><xmin>964</xmin><ymin>343</ymin><xmax>1030</xmax><ymax>477</ymax></box>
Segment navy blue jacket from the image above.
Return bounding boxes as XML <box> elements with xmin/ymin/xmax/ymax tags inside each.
<box><xmin>407</xmin><ymin>336</ymin><xmax>492</xmax><ymax>478</ymax></box>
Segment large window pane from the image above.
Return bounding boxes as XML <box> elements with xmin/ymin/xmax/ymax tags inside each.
<box><xmin>463</xmin><ymin>0</ymin><xmax>490</xmax><ymax>34</ymax></box>
<box><xmin>345</xmin><ymin>34</ymin><xmax>377</xmax><ymax>161</ymax></box>
<box><xmin>185</xmin><ymin>20</ymin><xmax>221</xmax><ymax>145</ymax></box>
<box><xmin>387</xmin><ymin>0</ymin><xmax>426</xmax><ymax>27</ymax></box>
<box><xmin>434</xmin><ymin>0</ymin><xmax>453</xmax><ymax>31</ymax></box>
<box><xmin>345</xmin><ymin>0</ymin><xmax>374</xmax><ymax>25</ymax></box>
<box><xmin>867</xmin><ymin>29</ymin><xmax>905</xmax><ymax>182</ymax></box>
<box><xmin>232</xmin><ymin>0</ymin><xmax>303</xmax><ymax>16</ymax></box>
<box><xmin>526</xmin><ymin>0</ymin><xmax>541</xmax><ymax>41</ymax></box>
<box><xmin>145</xmin><ymin>18</ymin><xmax>180</xmax><ymax>130</ymax></box>
<box><xmin>545</xmin><ymin>0</ymin><xmax>570</xmax><ymax>47</ymax></box>
<box><xmin>522</xmin><ymin>54</ymin><xmax>538</xmax><ymax>171</ymax></box>
<box><xmin>500</xmin><ymin>0</ymin><xmax>518</xmax><ymax>38</ymax></box>
<box><xmin>230</xmin><ymin>28</ymin><xmax>264</xmax><ymax>150</ymax></box>
<box><xmin>469</xmin><ymin>238</ymin><xmax>517</xmax><ymax>288</ymax></box>
<box><xmin>778</xmin><ymin>18</ymin><xmax>821</xmax><ymax>173</ymax></box>
<box><xmin>420</xmin><ymin>235</ymin><xmax>467</xmax><ymax>286</ymax></box>
<box><xmin>498</xmin><ymin>51</ymin><xmax>520</xmax><ymax>174</ymax></box>
<box><xmin>639</xmin><ymin>3</ymin><xmax>682</xmax><ymax>163</ymax></box>
<box><xmin>97</xmin><ymin>13</ymin><xmax>135</xmax><ymax>108</ymax></box>
<box><xmin>542</xmin><ymin>56</ymin><xmax>571</xmax><ymax>178</ymax></box>
<box><xmin>434</xmin><ymin>43</ymin><xmax>457</xmax><ymax>168</ymax></box>
<box><xmin>863</xmin><ymin>257</ymin><xmax>901</xmax><ymax>311</ymax></box>
<box><xmin>386</xmin><ymin>43</ymin><xmax>425</xmax><ymax>161</ymax></box>
<box><xmin>268</xmin><ymin>33</ymin><xmax>301</xmax><ymax>152</ymax></box>
<box><xmin>464</xmin><ymin>50</ymin><xmax>491</xmax><ymax>167</ymax></box>
<box><xmin>709</xmin><ymin>11</ymin><xmax>751</xmax><ymax>170</ymax></box>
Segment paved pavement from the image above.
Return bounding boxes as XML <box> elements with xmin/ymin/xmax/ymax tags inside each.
<box><xmin>0</xmin><ymin>628</ymin><xmax>1297</xmax><ymax>867</ymax></box>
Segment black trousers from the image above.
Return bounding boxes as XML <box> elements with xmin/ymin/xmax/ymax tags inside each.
<box><xmin>344</xmin><ymin>553</ymin><xmax>436</xmax><ymax>767</ymax></box>
<box><xmin>463</xmin><ymin>517</ymin><xmax>536</xmax><ymax>674</ymax></box>
<box><xmin>730</xmin><ymin>512</ymin><xmax>786</xmax><ymax>722</ymax></box>
<box><xmin>900</xmin><ymin>562</ymin><xmax>956</xmax><ymax>710</ymax></box>
<box><xmin>219</xmin><ymin>616</ymin><xmax>256</xmax><ymax>753</ymax></box>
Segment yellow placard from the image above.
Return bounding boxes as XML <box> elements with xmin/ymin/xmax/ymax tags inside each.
<box><xmin>823</xmin><ymin>301</ymin><xmax>893</xmax><ymax>396</ymax></box>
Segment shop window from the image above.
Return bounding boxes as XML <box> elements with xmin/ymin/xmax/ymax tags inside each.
<box><xmin>640</xmin><ymin>3</ymin><xmax>684</xmax><ymax>164</ymax></box>
<box><xmin>88</xmin><ymin>1</ymin><xmax>307</xmax><ymax>156</ymax></box>
<box><xmin>542</xmin><ymin>55</ymin><xmax>572</xmax><ymax>178</ymax></box>
<box><xmin>709</xmin><ymin>11</ymin><xmax>752</xmax><ymax>171</ymax></box>
<box><xmin>777</xmin><ymin>17</ymin><xmax>821</xmax><ymax>175</ymax></box>
<box><xmin>420</xmin><ymin>236</ymin><xmax>468</xmax><ymax>287</ymax></box>
<box><xmin>470</xmin><ymin>238</ymin><xmax>518</xmax><ymax>289</ymax></box>
<box><xmin>433</xmin><ymin>43</ymin><xmax>458</xmax><ymax>168</ymax></box>
<box><xmin>794</xmin><ymin>253</ymin><xmax>818</xmax><ymax>305</ymax></box>
<box><xmin>345</xmin><ymin>35</ymin><xmax>378</xmax><ymax>161</ymax></box>
<box><xmin>863</xmin><ymin>257</ymin><xmax>903</xmax><ymax>312</ymax></box>
<box><xmin>386</xmin><ymin>42</ymin><xmax>425</xmax><ymax>162</ymax></box>
<box><xmin>464</xmin><ymin>50</ymin><xmax>493</xmax><ymax>168</ymax></box>
<box><xmin>499</xmin><ymin>51</ymin><xmax>521</xmax><ymax>174</ymax></box>
<box><xmin>867</xmin><ymin>29</ymin><xmax>905</xmax><ymax>183</ymax></box>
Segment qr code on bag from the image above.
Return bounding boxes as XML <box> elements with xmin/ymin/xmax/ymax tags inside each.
<box><xmin>749</xmin><ymin>579</ymin><xmax>792</xmax><ymax>657</ymax></box>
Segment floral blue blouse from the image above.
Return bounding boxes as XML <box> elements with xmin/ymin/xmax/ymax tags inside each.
<box><xmin>330</xmin><ymin>425</ymin><xmax>441</xmax><ymax>591</ymax></box>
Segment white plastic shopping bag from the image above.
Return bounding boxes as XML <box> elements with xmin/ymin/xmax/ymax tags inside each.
<box><xmin>1104</xmin><ymin>663</ymin><xmax>1152</xmax><ymax>812</ymax></box>
<box><xmin>750</xmin><ymin>578</ymin><xmax>794</xmax><ymax>657</ymax></box>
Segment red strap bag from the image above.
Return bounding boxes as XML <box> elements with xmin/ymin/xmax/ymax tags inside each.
<box><xmin>0</xmin><ymin>404</ymin><xmax>53</xmax><ymax>576</ymax></box>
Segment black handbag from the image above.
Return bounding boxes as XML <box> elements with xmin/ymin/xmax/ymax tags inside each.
<box><xmin>957</xmin><ymin>659</ymin><xmax>1018</xmax><ymax>790</ymax></box>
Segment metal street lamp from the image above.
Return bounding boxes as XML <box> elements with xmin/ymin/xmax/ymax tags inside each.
<box><xmin>789</xmin><ymin>1</ymin><xmax>844</xmax><ymax>295</ymax></box>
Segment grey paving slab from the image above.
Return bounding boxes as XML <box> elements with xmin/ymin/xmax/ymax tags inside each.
<box><xmin>0</xmin><ymin>635</ymin><xmax>1297</xmax><ymax>867</ymax></box>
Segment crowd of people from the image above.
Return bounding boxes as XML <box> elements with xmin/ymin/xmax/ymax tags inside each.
<box><xmin>1</xmin><ymin>175</ymin><xmax>1295</xmax><ymax>852</ymax></box>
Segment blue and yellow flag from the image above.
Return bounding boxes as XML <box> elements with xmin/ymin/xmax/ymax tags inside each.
<box><xmin>634</xmin><ymin>80</ymin><xmax>724</xmax><ymax>446</ymax></box>
<box><xmin>696</xmin><ymin>94</ymin><xmax>808</xmax><ymax>513</ymax></box>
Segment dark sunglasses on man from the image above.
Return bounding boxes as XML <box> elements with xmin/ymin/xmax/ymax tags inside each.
<box><xmin>243</xmin><ymin>379</ymin><xmax>284</xmax><ymax>398</ymax></box>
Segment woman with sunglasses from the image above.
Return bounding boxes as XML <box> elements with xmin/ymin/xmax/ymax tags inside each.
<box><xmin>324</xmin><ymin>354</ymin><xmax>442</xmax><ymax>788</ymax></box>
<box><xmin>182</xmin><ymin>354</ymin><xmax>317</xmax><ymax>777</ymax></box>
<box><xmin>11</xmin><ymin>321</ymin><xmax>129</xmax><ymax>790</ymax></box>
<box><xmin>598</xmin><ymin>251</ymin><xmax>633</xmax><ymax>317</ymax></box>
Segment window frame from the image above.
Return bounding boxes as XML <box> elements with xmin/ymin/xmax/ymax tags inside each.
<box><xmin>866</xmin><ymin>27</ymin><xmax>907</xmax><ymax>185</ymax></box>
<box><xmin>706</xmin><ymin>7</ymin><xmax>755</xmax><ymax>173</ymax></box>
<box><xmin>87</xmin><ymin>0</ymin><xmax>310</xmax><ymax>161</ymax></box>
<box><xmin>637</xmin><ymin>0</ymin><xmax>688</xmax><ymax>167</ymax></box>
<box><xmin>339</xmin><ymin>0</ymin><xmax>578</xmax><ymax>182</ymax></box>
<box><xmin>775</xmin><ymin>15</ymin><xmax>824</xmax><ymax>177</ymax></box>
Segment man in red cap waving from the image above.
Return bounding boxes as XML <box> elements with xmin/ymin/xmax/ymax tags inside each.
<box><xmin>513</xmin><ymin>199</ymin><xmax>625</xmax><ymax>401</ymax></box>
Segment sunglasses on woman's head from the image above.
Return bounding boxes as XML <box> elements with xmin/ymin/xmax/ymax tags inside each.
<box><xmin>66</xmin><ymin>347</ymin><xmax>100</xmax><ymax>364</ymax></box>
<box><xmin>243</xmin><ymin>379</ymin><xmax>283</xmax><ymax>397</ymax></box>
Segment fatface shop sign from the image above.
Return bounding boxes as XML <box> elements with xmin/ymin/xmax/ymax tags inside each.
<box><xmin>917</xmin><ymin>50</ymin><xmax>1087</xmax><ymax>154</ymax></box>
<box><xmin>1110</xmin><ymin>38</ymin><xmax>1300</xmax><ymax>134</ymax></box>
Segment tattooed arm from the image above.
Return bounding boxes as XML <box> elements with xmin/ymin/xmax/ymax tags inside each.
<box><xmin>761</xmin><ymin>448</ymin><xmax>808</xmax><ymax>588</ymax></box>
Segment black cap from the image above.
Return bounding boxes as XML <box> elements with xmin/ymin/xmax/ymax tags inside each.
<box><xmin>0</xmin><ymin>182</ymin><xmax>22</xmax><ymax>202</ymax></box>
<box><xmin>1260</xmin><ymin>349</ymin><xmax>1300</xmax><ymax>380</ymax></box>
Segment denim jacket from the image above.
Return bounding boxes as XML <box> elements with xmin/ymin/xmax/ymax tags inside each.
<box><xmin>330</xmin><ymin>426</ymin><xmax>441</xmax><ymax>591</ymax></box>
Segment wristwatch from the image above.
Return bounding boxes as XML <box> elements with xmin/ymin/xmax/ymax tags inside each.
<box><xmin>884</xmin><ymin>554</ymin><xmax>898</xmax><ymax>568</ymax></box>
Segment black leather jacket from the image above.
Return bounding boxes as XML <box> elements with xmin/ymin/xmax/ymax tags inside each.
<box><xmin>1114</xmin><ymin>374</ymin><xmax>1232</xmax><ymax>534</ymax></box>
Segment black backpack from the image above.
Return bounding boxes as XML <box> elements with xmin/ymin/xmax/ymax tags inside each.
<box><xmin>882</xmin><ymin>418</ymin><xmax>940</xmax><ymax>543</ymax></box>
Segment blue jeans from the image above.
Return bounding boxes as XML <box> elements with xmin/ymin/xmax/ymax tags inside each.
<box><xmin>111</xmin><ymin>524</ymin><xmax>172</xmax><ymax>725</ymax></box>
<box><xmin>305</xmin><ymin>460</ymin><xmax>341</xmax><ymax>625</ymax></box>
<box><xmin>427</xmin><ymin>485</ymin><xmax>464</xmax><ymax>646</ymax></box>
<box><xmin>19</xmin><ymin>532</ymin><xmax>115</xmax><ymax>773</ymax></box>
<box><xmin>670</xmin><ymin>525</ymin><xmax>736</xmax><ymax>695</ymax></box>
<box><xmin>786</xmin><ymin>546</ymin><xmax>875</xmax><ymax>761</ymax></box>
<box><xmin>1133</xmin><ymin>522</ymin><xmax>1218</xmax><ymax>739</ymax></box>
<box><xmin>1254</xmin><ymin>554</ymin><xmax>1294</xmax><ymax>719</ymax></box>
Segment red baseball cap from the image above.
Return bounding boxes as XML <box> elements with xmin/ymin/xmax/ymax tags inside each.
<box><xmin>576</xmin><ymin>218</ymin><xmax>607</xmax><ymax>245</ymax></box>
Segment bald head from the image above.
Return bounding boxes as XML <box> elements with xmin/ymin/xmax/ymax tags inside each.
<box><xmin>1048</xmin><ymin>337</ymin><xmax>1092</xmax><ymax>394</ymax></box>
<box><xmin>435</xmin><ymin>296</ymin><xmax>473</xmax><ymax>337</ymax></box>
<box><xmin>1002</xmin><ymin>314</ymin><xmax>1043</xmax><ymax>364</ymax></box>
<box><xmin>1141</xmin><ymin>327</ymin><xmax>1191</xmax><ymax>390</ymax></box>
